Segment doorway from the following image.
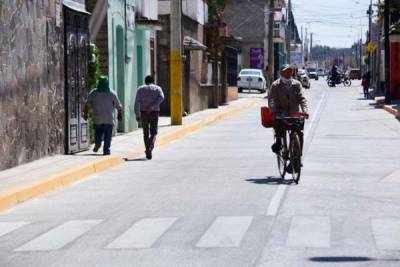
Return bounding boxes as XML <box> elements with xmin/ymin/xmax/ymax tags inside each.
<box><xmin>64</xmin><ymin>7</ymin><xmax>89</xmax><ymax>154</ymax></box>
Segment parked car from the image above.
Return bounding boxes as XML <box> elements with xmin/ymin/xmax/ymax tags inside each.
<box><xmin>306</xmin><ymin>68</ymin><xmax>319</xmax><ymax>80</ymax></box>
<box><xmin>317</xmin><ymin>68</ymin><xmax>325</xmax><ymax>77</ymax></box>
<box><xmin>297</xmin><ymin>69</ymin><xmax>310</xmax><ymax>89</ymax></box>
<box><xmin>237</xmin><ymin>69</ymin><xmax>267</xmax><ymax>93</ymax></box>
<box><xmin>346</xmin><ymin>68</ymin><xmax>361</xmax><ymax>80</ymax></box>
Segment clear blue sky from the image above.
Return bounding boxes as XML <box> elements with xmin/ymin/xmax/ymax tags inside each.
<box><xmin>292</xmin><ymin>0</ymin><xmax>372</xmax><ymax>48</ymax></box>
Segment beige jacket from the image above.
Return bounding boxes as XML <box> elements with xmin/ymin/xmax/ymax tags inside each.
<box><xmin>268</xmin><ymin>78</ymin><xmax>308</xmax><ymax>116</ymax></box>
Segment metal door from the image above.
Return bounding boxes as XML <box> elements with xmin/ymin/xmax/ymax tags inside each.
<box><xmin>65</xmin><ymin>8</ymin><xmax>89</xmax><ymax>154</ymax></box>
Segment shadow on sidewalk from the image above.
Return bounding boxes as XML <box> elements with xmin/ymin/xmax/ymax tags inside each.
<box><xmin>123</xmin><ymin>157</ymin><xmax>148</xmax><ymax>162</ymax></box>
<box><xmin>246</xmin><ymin>177</ymin><xmax>293</xmax><ymax>185</ymax></box>
<box><xmin>76</xmin><ymin>153</ymin><xmax>104</xmax><ymax>157</ymax></box>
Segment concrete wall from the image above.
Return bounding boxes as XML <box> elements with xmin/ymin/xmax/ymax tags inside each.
<box><xmin>86</xmin><ymin>0</ymin><xmax>109</xmax><ymax>75</ymax></box>
<box><xmin>157</xmin><ymin>14</ymin><xmax>210</xmax><ymax>116</ymax></box>
<box><xmin>0</xmin><ymin>1</ymin><xmax>65</xmax><ymax>170</ymax></box>
<box><xmin>137</xmin><ymin>0</ymin><xmax>158</xmax><ymax>20</ymax></box>
<box><xmin>158</xmin><ymin>0</ymin><xmax>208</xmax><ymax>25</ymax></box>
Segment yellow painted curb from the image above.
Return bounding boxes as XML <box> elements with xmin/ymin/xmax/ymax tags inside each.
<box><xmin>0</xmin><ymin>99</ymin><xmax>258</xmax><ymax>212</ymax></box>
<box><xmin>0</xmin><ymin>155</ymin><xmax>123</xmax><ymax>211</ymax></box>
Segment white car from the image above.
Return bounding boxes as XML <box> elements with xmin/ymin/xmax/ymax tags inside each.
<box><xmin>297</xmin><ymin>69</ymin><xmax>310</xmax><ymax>89</ymax></box>
<box><xmin>237</xmin><ymin>69</ymin><xmax>267</xmax><ymax>93</ymax></box>
<box><xmin>306</xmin><ymin>68</ymin><xmax>319</xmax><ymax>80</ymax></box>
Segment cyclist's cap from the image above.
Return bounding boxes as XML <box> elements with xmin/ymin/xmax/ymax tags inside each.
<box><xmin>280</xmin><ymin>64</ymin><xmax>293</xmax><ymax>72</ymax></box>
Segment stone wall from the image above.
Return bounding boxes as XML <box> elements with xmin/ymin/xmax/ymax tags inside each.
<box><xmin>0</xmin><ymin>1</ymin><xmax>65</xmax><ymax>170</ymax></box>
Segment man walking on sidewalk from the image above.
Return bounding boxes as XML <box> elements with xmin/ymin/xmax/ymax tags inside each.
<box><xmin>83</xmin><ymin>76</ymin><xmax>123</xmax><ymax>155</ymax></box>
<box><xmin>134</xmin><ymin>76</ymin><xmax>164</xmax><ymax>160</ymax></box>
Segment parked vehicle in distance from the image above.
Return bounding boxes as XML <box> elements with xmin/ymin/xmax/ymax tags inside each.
<box><xmin>317</xmin><ymin>68</ymin><xmax>325</xmax><ymax>77</ymax></box>
<box><xmin>346</xmin><ymin>68</ymin><xmax>361</xmax><ymax>80</ymax></box>
<box><xmin>297</xmin><ymin>69</ymin><xmax>310</xmax><ymax>89</ymax></box>
<box><xmin>237</xmin><ymin>69</ymin><xmax>267</xmax><ymax>93</ymax></box>
<box><xmin>306</xmin><ymin>68</ymin><xmax>319</xmax><ymax>80</ymax></box>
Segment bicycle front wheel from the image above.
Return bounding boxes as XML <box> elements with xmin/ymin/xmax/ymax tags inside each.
<box><xmin>289</xmin><ymin>133</ymin><xmax>302</xmax><ymax>184</ymax></box>
<box><xmin>344</xmin><ymin>79</ymin><xmax>351</xmax><ymax>86</ymax></box>
<box><xmin>276</xmin><ymin>137</ymin><xmax>287</xmax><ymax>178</ymax></box>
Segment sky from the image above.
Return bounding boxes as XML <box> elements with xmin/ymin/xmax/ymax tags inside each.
<box><xmin>292</xmin><ymin>0</ymin><xmax>372</xmax><ymax>48</ymax></box>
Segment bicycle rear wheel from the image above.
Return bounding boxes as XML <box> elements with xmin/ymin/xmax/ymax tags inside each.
<box><xmin>289</xmin><ymin>132</ymin><xmax>302</xmax><ymax>184</ymax></box>
<box><xmin>276</xmin><ymin>136</ymin><xmax>287</xmax><ymax>178</ymax></box>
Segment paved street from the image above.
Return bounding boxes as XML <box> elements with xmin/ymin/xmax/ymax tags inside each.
<box><xmin>0</xmin><ymin>80</ymin><xmax>400</xmax><ymax>267</ymax></box>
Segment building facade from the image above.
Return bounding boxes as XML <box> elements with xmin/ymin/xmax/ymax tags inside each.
<box><xmin>223</xmin><ymin>0</ymin><xmax>289</xmax><ymax>81</ymax></box>
<box><xmin>87</xmin><ymin>0</ymin><xmax>159</xmax><ymax>132</ymax></box>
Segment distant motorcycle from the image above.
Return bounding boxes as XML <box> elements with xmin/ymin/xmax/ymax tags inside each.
<box><xmin>327</xmin><ymin>74</ymin><xmax>351</xmax><ymax>87</ymax></box>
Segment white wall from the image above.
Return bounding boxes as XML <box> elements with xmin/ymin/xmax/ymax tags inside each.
<box><xmin>137</xmin><ymin>0</ymin><xmax>158</xmax><ymax>20</ymax></box>
<box><xmin>158</xmin><ymin>0</ymin><xmax>208</xmax><ymax>25</ymax></box>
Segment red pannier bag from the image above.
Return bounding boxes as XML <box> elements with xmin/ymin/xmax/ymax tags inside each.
<box><xmin>261</xmin><ymin>106</ymin><xmax>274</xmax><ymax>128</ymax></box>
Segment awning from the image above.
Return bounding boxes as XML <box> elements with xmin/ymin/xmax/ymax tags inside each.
<box><xmin>63</xmin><ymin>0</ymin><xmax>90</xmax><ymax>14</ymax></box>
<box><xmin>136</xmin><ymin>18</ymin><xmax>163</xmax><ymax>31</ymax></box>
<box><xmin>184</xmin><ymin>36</ymin><xmax>207</xmax><ymax>51</ymax></box>
<box><xmin>219</xmin><ymin>35</ymin><xmax>242</xmax><ymax>45</ymax></box>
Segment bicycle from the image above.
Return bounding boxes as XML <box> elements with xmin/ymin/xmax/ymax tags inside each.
<box><xmin>274</xmin><ymin>113</ymin><xmax>305</xmax><ymax>184</ymax></box>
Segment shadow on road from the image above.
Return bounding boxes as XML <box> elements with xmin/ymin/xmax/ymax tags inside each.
<box><xmin>309</xmin><ymin>256</ymin><xmax>400</xmax><ymax>263</ymax></box>
<box><xmin>246</xmin><ymin>176</ymin><xmax>293</xmax><ymax>185</ymax></box>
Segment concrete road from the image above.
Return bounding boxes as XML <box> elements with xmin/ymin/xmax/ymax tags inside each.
<box><xmin>1</xmin><ymin>80</ymin><xmax>400</xmax><ymax>266</ymax></box>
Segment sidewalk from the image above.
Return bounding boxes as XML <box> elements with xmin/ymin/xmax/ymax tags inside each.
<box><xmin>0</xmin><ymin>98</ymin><xmax>260</xmax><ymax>211</ymax></box>
<box><xmin>374</xmin><ymin>96</ymin><xmax>400</xmax><ymax>119</ymax></box>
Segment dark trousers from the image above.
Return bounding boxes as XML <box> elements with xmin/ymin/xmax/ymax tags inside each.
<box><xmin>94</xmin><ymin>124</ymin><xmax>113</xmax><ymax>154</ymax></box>
<box><xmin>141</xmin><ymin>111</ymin><xmax>159</xmax><ymax>152</ymax></box>
<box><xmin>363</xmin><ymin>85</ymin><xmax>369</xmax><ymax>98</ymax></box>
<box><xmin>274</xmin><ymin>120</ymin><xmax>304</xmax><ymax>155</ymax></box>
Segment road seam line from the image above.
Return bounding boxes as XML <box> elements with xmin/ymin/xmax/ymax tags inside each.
<box><xmin>266</xmin><ymin>90</ymin><xmax>329</xmax><ymax>217</ymax></box>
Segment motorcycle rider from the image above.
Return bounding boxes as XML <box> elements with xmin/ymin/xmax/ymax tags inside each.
<box><xmin>331</xmin><ymin>65</ymin><xmax>339</xmax><ymax>87</ymax></box>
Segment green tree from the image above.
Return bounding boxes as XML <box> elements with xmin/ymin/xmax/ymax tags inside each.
<box><xmin>206</xmin><ymin>0</ymin><xmax>228</xmax><ymax>23</ymax></box>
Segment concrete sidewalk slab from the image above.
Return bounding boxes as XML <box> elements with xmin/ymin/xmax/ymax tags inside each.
<box><xmin>0</xmin><ymin>98</ymin><xmax>259</xmax><ymax>212</ymax></box>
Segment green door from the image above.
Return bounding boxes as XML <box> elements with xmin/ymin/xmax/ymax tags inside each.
<box><xmin>116</xmin><ymin>26</ymin><xmax>125</xmax><ymax>131</ymax></box>
<box><xmin>137</xmin><ymin>45</ymin><xmax>143</xmax><ymax>86</ymax></box>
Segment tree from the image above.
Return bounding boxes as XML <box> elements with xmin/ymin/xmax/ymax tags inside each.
<box><xmin>375</xmin><ymin>1</ymin><xmax>400</xmax><ymax>33</ymax></box>
<box><xmin>206</xmin><ymin>0</ymin><xmax>228</xmax><ymax>24</ymax></box>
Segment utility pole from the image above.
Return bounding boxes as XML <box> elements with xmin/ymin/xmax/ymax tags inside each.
<box><xmin>310</xmin><ymin>33</ymin><xmax>313</xmax><ymax>61</ymax></box>
<box><xmin>384</xmin><ymin>0</ymin><xmax>391</xmax><ymax>104</ymax></box>
<box><xmin>170</xmin><ymin>0</ymin><xmax>183</xmax><ymax>125</ymax></box>
<box><xmin>304</xmin><ymin>28</ymin><xmax>308</xmax><ymax>63</ymax></box>
<box><xmin>359</xmin><ymin>38</ymin><xmax>362</xmax><ymax>73</ymax></box>
<box><xmin>301</xmin><ymin>25</ymin><xmax>304</xmax><ymax>65</ymax></box>
<box><xmin>287</xmin><ymin>0</ymin><xmax>292</xmax><ymax>64</ymax></box>
<box><xmin>368</xmin><ymin>0</ymin><xmax>372</xmax><ymax>73</ymax></box>
<box><xmin>267</xmin><ymin>0</ymin><xmax>274</xmax><ymax>83</ymax></box>
<box><xmin>377</xmin><ymin>0</ymin><xmax>382</xmax><ymax>93</ymax></box>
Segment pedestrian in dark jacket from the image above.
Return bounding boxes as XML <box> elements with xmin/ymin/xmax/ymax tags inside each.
<box><xmin>134</xmin><ymin>76</ymin><xmax>164</xmax><ymax>160</ymax></box>
<box><xmin>362</xmin><ymin>71</ymin><xmax>371</xmax><ymax>99</ymax></box>
<box><xmin>83</xmin><ymin>76</ymin><xmax>123</xmax><ymax>155</ymax></box>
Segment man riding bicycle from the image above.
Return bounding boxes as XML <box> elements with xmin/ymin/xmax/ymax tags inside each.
<box><xmin>269</xmin><ymin>64</ymin><xmax>309</xmax><ymax>155</ymax></box>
